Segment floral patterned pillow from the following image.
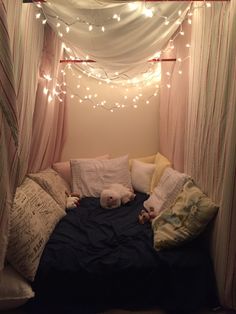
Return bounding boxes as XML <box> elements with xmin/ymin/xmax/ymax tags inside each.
<box><xmin>152</xmin><ymin>180</ymin><xmax>219</xmax><ymax>251</ymax></box>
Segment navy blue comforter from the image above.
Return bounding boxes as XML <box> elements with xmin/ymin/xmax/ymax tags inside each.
<box><xmin>32</xmin><ymin>192</ymin><xmax>218</xmax><ymax>313</ymax></box>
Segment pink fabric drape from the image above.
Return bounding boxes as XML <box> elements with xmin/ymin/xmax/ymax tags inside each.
<box><xmin>28</xmin><ymin>25</ymin><xmax>67</xmax><ymax>173</ymax></box>
<box><xmin>6</xmin><ymin>3</ymin><xmax>44</xmax><ymax>184</ymax></box>
<box><xmin>0</xmin><ymin>2</ymin><xmax>67</xmax><ymax>266</ymax></box>
<box><xmin>159</xmin><ymin>20</ymin><xmax>191</xmax><ymax>172</ymax></box>
<box><xmin>0</xmin><ymin>0</ymin><xmax>19</xmax><ymax>270</ymax></box>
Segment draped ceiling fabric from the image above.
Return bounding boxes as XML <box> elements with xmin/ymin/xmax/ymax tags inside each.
<box><xmin>42</xmin><ymin>0</ymin><xmax>190</xmax><ymax>82</ymax></box>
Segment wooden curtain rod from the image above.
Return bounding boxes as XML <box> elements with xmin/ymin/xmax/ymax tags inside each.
<box><xmin>60</xmin><ymin>60</ymin><xmax>96</xmax><ymax>63</ymax></box>
<box><xmin>60</xmin><ymin>58</ymin><xmax>176</xmax><ymax>63</ymax></box>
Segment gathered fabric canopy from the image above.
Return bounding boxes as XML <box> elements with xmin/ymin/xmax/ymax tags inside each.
<box><xmin>42</xmin><ymin>0</ymin><xmax>190</xmax><ymax>82</ymax></box>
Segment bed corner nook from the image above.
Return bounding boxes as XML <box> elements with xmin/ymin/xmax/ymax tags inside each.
<box><xmin>0</xmin><ymin>0</ymin><xmax>236</xmax><ymax>313</ymax></box>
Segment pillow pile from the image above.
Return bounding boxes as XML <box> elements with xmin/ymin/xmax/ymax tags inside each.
<box><xmin>152</xmin><ymin>180</ymin><xmax>219</xmax><ymax>251</ymax></box>
<box><xmin>7</xmin><ymin>177</ymin><xmax>66</xmax><ymax>281</ymax></box>
<box><xmin>70</xmin><ymin>155</ymin><xmax>132</xmax><ymax>197</ymax></box>
<box><xmin>143</xmin><ymin>166</ymin><xmax>190</xmax><ymax>215</ymax></box>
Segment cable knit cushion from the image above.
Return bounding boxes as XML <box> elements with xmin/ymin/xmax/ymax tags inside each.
<box><xmin>28</xmin><ymin>168</ymin><xmax>70</xmax><ymax>210</ymax></box>
<box><xmin>144</xmin><ymin>167</ymin><xmax>190</xmax><ymax>216</ymax></box>
<box><xmin>71</xmin><ymin>155</ymin><xmax>132</xmax><ymax>197</ymax></box>
<box><xmin>152</xmin><ymin>180</ymin><xmax>219</xmax><ymax>251</ymax></box>
<box><xmin>7</xmin><ymin>178</ymin><xmax>65</xmax><ymax>281</ymax></box>
<box><xmin>0</xmin><ymin>265</ymin><xmax>34</xmax><ymax>310</ymax></box>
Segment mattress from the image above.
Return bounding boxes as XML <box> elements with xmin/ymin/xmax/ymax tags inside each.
<box><xmin>30</xmin><ymin>192</ymin><xmax>218</xmax><ymax>313</ymax></box>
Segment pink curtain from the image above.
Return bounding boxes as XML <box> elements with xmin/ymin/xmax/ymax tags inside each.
<box><xmin>0</xmin><ymin>0</ymin><xmax>19</xmax><ymax>270</ymax></box>
<box><xmin>0</xmin><ymin>2</ymin><xmax>68</xmax><ymax>267</ymax></box>
<box><xmin>6</xmin><ymin>2</ymin><xmax>44</xmax><ymax>184</ymax></box>
<box><xmin>28</xmin><ymin>25</ymin><xmax>67</xmax><ymax>173</ymax></box>
<box><xmin>159</xmin><ymin>20</ymin><xmax>191</xmax><ymax>172</ymax></box>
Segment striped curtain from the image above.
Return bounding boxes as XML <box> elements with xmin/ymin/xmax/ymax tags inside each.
<box><xmin>0</xmin><ymin>0</ymin><xmax>19</xmax><ymax>270</ymax></box>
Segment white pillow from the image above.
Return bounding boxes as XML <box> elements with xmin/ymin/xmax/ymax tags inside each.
<box><xmin>144</xmin><ymin>167</ymin><xmax>190</xmax><ymax>216</ymax></box>
<box><xmin>70</xmin><ymin>155</ymin><xmax>132</xmax><ymax>197</ymax></box>
<box><xmin>131</xmin><ymin>159</ymin><xmax>155</xmax><ymax>194</ymax></box>
<box><xmin>0</xmin><ymin>265</ymin><xmax>34</xmax><ymax>311</ymax></box>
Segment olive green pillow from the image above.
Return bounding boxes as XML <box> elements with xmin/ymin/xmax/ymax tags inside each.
<box><xmin>152</xmin><ymin>180</ymin><xmax>219</xmax><ymax>251</ymax></box>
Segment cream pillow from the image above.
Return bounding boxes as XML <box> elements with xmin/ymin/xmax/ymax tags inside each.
<box><xmin>7</xmin><ymin>178</ymin><xmax>65</xmax><ymax>281</ymax></box>
<box><xmin>0</xmin><ymin>265</ymin><xmax>34</xmax><ymax>310</ymax></box>
<box><xmin>70</xmin><ymin>155</ymin><xmax>132</xmax><ymax>197</ymax></box>
<box><xmin>150</xmin><ymin>153</ymin><xmax>171</xmax><ymax>192</ymax></box>
<box><xmin>152</xmin><ymin>180</ymin><xmax>219</xmax><ymax>251</ymax></box>
<box><xmin>28</xmin><ymin>168</ymin><xmax>70</xmax><ymax>210</ymax></box>
<box><xmin>129</xmin><ymin>154</ymin><xmax>156</xmax><ymax>169</ymax></box>
<box><xmin>144</xmin><ymin>167</ymin><xmax>190</xmax><ymax>216</ymax></box>
<box><xmin>131</xmin><ymin>159</ymin><xmax>155</xmax><ymax>194</ymax></box>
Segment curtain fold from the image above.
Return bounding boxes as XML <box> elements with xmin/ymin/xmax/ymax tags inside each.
<box><xmin>6</xmin><ymin>2</ymin><xmax>45</xmax><ymax>184</ymax></box>
<box><xmin>185</xmin><ymin>1</ymin><xmax>236</xmax><ymax>308</ymax></box>
<box><xmin>28</xmin><ymin>24</ymin><xmax>67</xmax><ymax>173</ymax></box>
<box><xmin>0</xmin><ymin>0</ymin><xmax>19</xmax><ymax>270</ymax></box>
<box><xmin>42</xmin><ymin>0</ymin><xmax>190</xmax><ymax>81</ymax></box>
<box><xmin>159</xmin><ymin>19</ymin><xmax>191</xmax><ymax>171</ymax></box>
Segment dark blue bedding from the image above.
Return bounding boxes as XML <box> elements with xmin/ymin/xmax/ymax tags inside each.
<box><xmin>31</xmin><ymin>192</ymin><xmax>218</xmax><ymax>313</ymax></box>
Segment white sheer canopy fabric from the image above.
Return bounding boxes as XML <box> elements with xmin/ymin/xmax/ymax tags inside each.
<box><xmin>185</xmin><ymin>1</ymin><xmax>236</xmax><ymax>308</ymax></box>
<box><xmin>42</xmin><ymin>0</ymin><xmax>190</xmax><ymax>81</ymax></box>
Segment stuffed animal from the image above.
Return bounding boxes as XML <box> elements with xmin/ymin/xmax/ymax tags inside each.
<box><xmin>138</xmin><ymin>207</ymin><xmax>157</xmax><ymax>224</ymax></box>
<box><xmin>65</xmin><ymin>191</ymin><xmax>80</xmax><ymax>210</ymax></box>
<box><xmin>100</xmin><ymin>183</ymin><xmax>135</xmax><ymax>209</ymax></box>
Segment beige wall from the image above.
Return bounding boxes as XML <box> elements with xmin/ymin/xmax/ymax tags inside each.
<box><xmin>61</xmin><ymin>69</ymin><xmax>159</xmax><ymax>161</ymax></box>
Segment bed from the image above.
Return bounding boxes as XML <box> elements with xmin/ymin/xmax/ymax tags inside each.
<box><xmin>6</xmin><ymin>154</ymin><xmax>219</xmax><ymax>313</ymax></box>
<box><xmin>29</xmin><ymin>192</ymin><xmax>218</xmax><ymax>313</ymax></box>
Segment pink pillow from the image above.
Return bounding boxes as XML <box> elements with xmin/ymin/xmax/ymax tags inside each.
<box><xmin>52</xmin><ymin>155</ymin><xmax>109</xmax><ymax>187</ymax></box>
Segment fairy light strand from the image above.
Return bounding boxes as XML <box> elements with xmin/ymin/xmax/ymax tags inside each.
<box><xmin>33</xmin><ymin>1</ymin><xmax>215</xmax><ymax>111</ymax></box>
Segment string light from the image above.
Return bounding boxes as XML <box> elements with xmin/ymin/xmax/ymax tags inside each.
<box><xmin>35</xmin><ymin>1</ymin><xmax>202</xmax><ymax>111</ymax></box>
